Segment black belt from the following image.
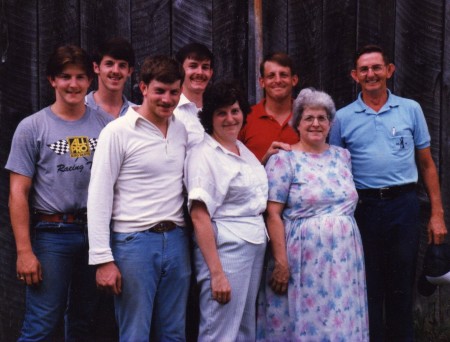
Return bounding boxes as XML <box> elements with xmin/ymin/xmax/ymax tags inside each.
<box><xmin>148</xmin><ymin>221</ymin><xmax>177</xmax><ymax>233</ymax></box>
<box><xmin>357</xmin><ymin>183</ymin><xmax>416</xmax><ymax>199</ymax></box>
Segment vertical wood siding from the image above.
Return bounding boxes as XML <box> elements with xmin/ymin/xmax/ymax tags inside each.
<box><xmin>1</xmin><ymin>0</ymin><xmax>449</xmax><ymax>339</ymax></box>
<box><xmin>0</xmin><ymin>3</ymin><xmax>38</xmax><ymax>341</ymax></box>
<box><xmin>437</xmin><ymin>0</ymin><xmax>450</xmax><ymax>326</ymax></box>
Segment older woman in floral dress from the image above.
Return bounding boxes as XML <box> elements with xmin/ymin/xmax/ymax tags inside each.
<box><xmin>257</xmin><ymin>88</ymin><xmax>369</xmax><ymax>341</ymax></box>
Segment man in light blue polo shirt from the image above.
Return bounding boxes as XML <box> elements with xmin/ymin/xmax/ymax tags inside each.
<box><xmin>330</xmin><ymin>44</ymin><xmax>447</xmax><ymax>342</ymax></box>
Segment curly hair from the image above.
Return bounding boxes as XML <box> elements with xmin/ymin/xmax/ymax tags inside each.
<box><xmin>291</xmin><ymin>88</ymin><xmax>336</xmax><ymax>135</ymax></box>
<box><xmin>199</xmin><ymin>81</ymin><xmax>251</xmax><ymax>135</ymax></box>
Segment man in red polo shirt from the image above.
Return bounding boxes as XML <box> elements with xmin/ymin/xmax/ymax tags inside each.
<box><xmin>239</xmin><ymin>52</ymin><xmax>299</xmax><ymax>163</ymax></box>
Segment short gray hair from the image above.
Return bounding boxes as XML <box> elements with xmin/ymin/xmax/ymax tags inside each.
<box><xmin>291</xmin><ymin>88</ymin><xmax>336</xmax><ymax>134</ymax></box>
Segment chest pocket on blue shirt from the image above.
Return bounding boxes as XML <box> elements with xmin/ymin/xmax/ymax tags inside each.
<box><xmin>390</xmin><ymin>130</ymin><xmax>413</xmax><ymax>155</ymax></box>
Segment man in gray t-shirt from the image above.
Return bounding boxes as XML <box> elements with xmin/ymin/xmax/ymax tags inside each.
<box><xmin>5</xmin><ymin>45</ymin><xmax>112</xmax><ymax>341</ymax></box>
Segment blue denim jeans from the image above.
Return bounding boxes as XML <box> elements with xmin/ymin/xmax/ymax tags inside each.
<box><xmin>355</xmin><ymin>190</ymin><xmax>420</xmax><ymax>342</ymax></box>
<box><xmin>19</xmin><ymin>222</ymin><xmax>97</xmax><ymax>342</ymax></box>
<box><xmin>112</xmin><ymin>227</ymin><xmax>191</xmax><ymax>342</ymax></box>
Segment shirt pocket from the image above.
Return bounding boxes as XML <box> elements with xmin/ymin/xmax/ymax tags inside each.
<box><xmin>390</xmin><ymin>130</ymin><xmax>414</xmax><ymax>156</ymax></box>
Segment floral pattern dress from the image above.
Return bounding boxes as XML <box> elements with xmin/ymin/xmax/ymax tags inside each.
<box><xmin>256</xmin><ymin>146</ymin><xmax>369</xmax><ymax>342</ymax></box>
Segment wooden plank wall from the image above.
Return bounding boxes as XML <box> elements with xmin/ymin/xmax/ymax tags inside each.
<box><xmin>0</xmin><ymin>3</ymin><xmax>39</xmax><ymax>341</ymax></box>
<box><xmin>393</xmin><ymin>1</ymin><xmax>450</xmax><ymax>335</ymax></box>
<box><xmin>442</xmin><ymin>0</ymin><xmax>450</xmax><ymax>330</ymax></box>
<box><xmin>1</xmin><ymin>0</ymin><xmax>449</xmax><ymax>339</ymax></box>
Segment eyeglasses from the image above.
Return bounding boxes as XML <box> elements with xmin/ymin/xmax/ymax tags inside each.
<box><xmin>301</xmin><ymin>115</ymin><xmax>329</xmax><ymax>124</ymax></box>
<box><xmin>356</xmin><ymin>64</ymin><xmax>386</xmax><ymax>75</ymax></box>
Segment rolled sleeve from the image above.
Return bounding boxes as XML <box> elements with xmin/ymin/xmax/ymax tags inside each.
<box><xmin>188</xmin><ymin>187</ymin><xmax>218</xmax><ymax>217</ymax></box>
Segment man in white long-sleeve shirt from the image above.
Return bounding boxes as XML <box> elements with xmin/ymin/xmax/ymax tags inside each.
<box><xmin>87</xmin><ymin>55</ymin><xmax>190</xmax><ymax>342</ymax></box>
<box><xmin>173</xmin><ymin>43</ymin><xmax>214</xmax><ymax>340</ymax></box>
<box><xmin>173</xmin><ymin>43</ymin><xmax>213</xmax><ymax>148</ymax></box>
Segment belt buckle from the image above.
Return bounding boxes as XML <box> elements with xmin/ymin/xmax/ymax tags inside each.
<box><xmin>379</xmin><ymin>187</ymin><xmax>390</xmax><ymax>199</ymax></box>
<box><xmin>152</xmin><ymin>222</ymin><xmax>173</xmax><ymax>233</ymax></box>
<box><xmin>153</xmin><ymin>223</ymin><xmax>165</xmax><ymax>233</ymax></box>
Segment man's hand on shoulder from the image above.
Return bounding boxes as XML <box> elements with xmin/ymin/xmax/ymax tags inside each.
<box><xmin>261</xmin><ymin>141</ymin><xmax>292</xmax><ymax>165</ymax></box>
<box><xmin>96</xmin><ymin>261</ymin><xmax>122</xmax><ymax>295</ymax></box>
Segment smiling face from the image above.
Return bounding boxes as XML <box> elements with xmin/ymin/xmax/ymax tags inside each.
<box><xmin>139</xmin><ymin>79</ymin><xmax>182</xmax><ymax>124</ymax></box>
<box><xmin>49</xmin><ymin>64</ymin><xmax>91</xmax><ymax>107</ymax></box>
<box><xmin>181</xmin><ymin>57</ymin><xmax>213</xmax><ymax>96</ymax></box>
<box><xmin>211</xmin><ymin>101</ymin><xmax>244</xmax><ymax>145</ymax></box>
<box><xmin>351</xmin><ymin>52</ymin><xmax>395</xmax><ymax>95</ymax></box>
<box><xmin>94</xmin><ymin>55</ymin><xmax>133</xmax><ymax>93</ymax></box>
<box><xmin>259</xmin><ymin>61</ymin><xmax>298</xmax><ymax>102</ymax></box>
<box><xmin>297</xmin><ymin>107</ymin><xmax>331</xmax><ymax>147</ymax></box>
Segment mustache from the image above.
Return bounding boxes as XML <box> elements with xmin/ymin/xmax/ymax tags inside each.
<box><xmin>190</xmin><ymin>75</ymin><xmax>208</xmax><ymax>81</ymax></box>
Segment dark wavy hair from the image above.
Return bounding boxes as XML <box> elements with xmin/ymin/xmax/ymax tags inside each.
<box><xmin>93</xmin><ymin>37</ymin><xmax>135</xmax><ymax>67</ymax></box>
<box><xmin>199</xmin><ymin>81</ymin><xmax>251</xmax><ymax>135</ymax></box>
<box><xmin>46</xmin><ymin>45</ymin><xmax>93</xmax><ymax>79</ymax></box>
<box><xmin>175</xmin><ymin>42</ymin><xmax>214</xmax><ymax>68</ymax></box>
<box><xmin>139</xmin><ymin>55</ymin><xmax>184</xmax><ymax>85</ymax></box>
<box><xmin>354</xmin><ymin>44</ymin><xmax>390</xmax><ymax>68</ymax></box>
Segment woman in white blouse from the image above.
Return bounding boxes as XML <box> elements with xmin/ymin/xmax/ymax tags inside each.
<box><xmin>185</xmin><ymin>81</ymin><xmax>268</xmax><ymax>341</ymax></box>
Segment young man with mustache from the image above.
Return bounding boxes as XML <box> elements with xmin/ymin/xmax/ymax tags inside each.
<box><xmin>173</xmin><ymin>43</ymin><xmax>215</xmax><ymax>340</ymax></box>
<box><xmin>86</xmin><ymin>37</ymin><xmax>135</xmax><ymax>119</ymax></box>
<box><xmin>174</xmin><ymin>42</ymin><xmax>214</xmax><ymax>148</ymax></box>
<box><xmin>239</xmin><ymin>52</ymin><xmax>299</xmax><ymax>164</ymax></box>
<box><xmin>330</xmin><ymin>44</ymin><xmax>447</xmax><ymax>341</ymax></box>
<box><xmin>88</xmin><ymin>56</ymin><xmax>190</xmax><ymax>341</ymax></box>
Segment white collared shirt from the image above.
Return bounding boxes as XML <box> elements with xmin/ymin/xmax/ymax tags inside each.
<box><xmin>185</xmin><ymin>134</ymin><xmax>268</xmax><ymax>244</ymax></box>
<box><xmin>173</xmin><ymin>93</ymin><xmax>205</xmax><ymax>149</ymax></box>
<box><xmin>88</xmin><ymin>107</ymin><xmax>187</xmax><ymax>265</ymax></box>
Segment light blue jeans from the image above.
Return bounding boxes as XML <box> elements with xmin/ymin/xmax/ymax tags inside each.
<box><xmin>19</xmin><ymin>222</ymin><xmax>97</xmax><ymax>342</ymax></box>
<box><xmin>112</xmin><ymin>227</ymin><xmax>191</xmax><ymax>342</ymax></box>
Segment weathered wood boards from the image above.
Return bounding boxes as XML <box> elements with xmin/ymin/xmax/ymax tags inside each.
<box><xmin>1</xmin><ymin>0</ymin><xmax>449</xmax><ymax>339</ymax></box>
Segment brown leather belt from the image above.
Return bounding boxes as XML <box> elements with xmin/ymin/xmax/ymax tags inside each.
<box><xmin>357</xmin><ymin>183</ymin><xmax>416</xmax><ymax>200</ymax></box>
<box><xmin>34</xmin><ymin>210</ymin><xmax>87</xmax><ymax>224</ymax></box>
<box><xmin>148</xmin><ymin>221</ymin><xmax>177</xmax><ymax>233</ymax></box>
